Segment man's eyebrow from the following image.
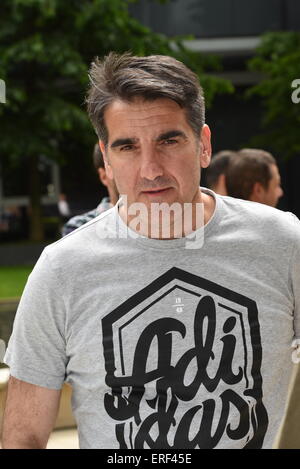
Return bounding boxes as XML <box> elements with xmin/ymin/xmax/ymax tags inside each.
<box><xmin>110</xmin><ymin>131</ymin><xmax>187</xmax><ymax>148</ymax></box>
<box><xmin>110</xmin><ymin>138</ymin><xmax>138</xmax><ymax>149</ymax></box>
<box><xmin>156</xmin><ymin>130</ymin><xmax>187</xmax><ymax>141</ymax></box>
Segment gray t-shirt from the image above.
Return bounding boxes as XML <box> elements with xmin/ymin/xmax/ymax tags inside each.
<box><xmin>4</xmin><ymin>188</ymin><xmax>300</xmax><ymax>449</ymax></box>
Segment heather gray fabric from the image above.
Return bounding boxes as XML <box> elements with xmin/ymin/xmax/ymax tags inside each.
<box><xmin>4</xmin><ymin>188</ymin><xmax>300</xmax><ymax>449</ymax></box>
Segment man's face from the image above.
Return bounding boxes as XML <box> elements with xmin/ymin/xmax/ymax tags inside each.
<box><xmin>261</xmin><ymin>164</ymin><xmax>283</xmax><ymax>207</ymax></box>
<box><xmin>99</xmin><ymin>97</ymin><xmax>211</xmax><ymax>210</ymax></box>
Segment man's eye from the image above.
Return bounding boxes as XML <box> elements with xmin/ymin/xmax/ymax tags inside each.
<box><xmin>163</xmin><ymin>139</ymin><xmax>178</xmax><ymax>145</ymax></box>
<box><xmin>120</xmin><ymin>145</ymin><xmax>135</xmax><ymax>151</ymax></box>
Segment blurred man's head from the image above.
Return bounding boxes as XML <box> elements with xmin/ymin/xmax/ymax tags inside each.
<box><xmin>226</xmin><ymin>148</ymin><xmax>283</xmax><ymax>207</ymax></box>
<box><xmin>93</xmin><ymin>143</ymin><xmax>119</xmax><ymax>205</ymax></box>
<box><xmin>206</xmin><ymin>150</ymin><xmax>237</xmax><ymax>195</ymax></box>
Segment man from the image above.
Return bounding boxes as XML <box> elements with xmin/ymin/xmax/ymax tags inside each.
<box><xmin>205</xmin><ymin>150</ymin><xmax>237</xmax><ymax>196</ymax></box>
<box><xmin>225</xmin><ymin>148</ymin><xmax>284</xmax><ymax>207</ymax></box>
<box><xmin>2</xmin><ymin>53</ymin><xmax>300</xmax><ymax>449</ymax></box>
<box><xmin>62</xmin><ymin>144</ymin><xmax>119</xmax><ymax>236</ymax></box>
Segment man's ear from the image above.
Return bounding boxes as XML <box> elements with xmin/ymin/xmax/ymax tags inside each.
<box><xmin>99</xmin><ymin>140</ymin><xmax>114</xmax><ymax>180</ymax></box>
<box><xmin>98</xmin><ymin>167</ymin><xmax>108</xmax><ymax>187</ymax></box>
<box><xmin>200</xmin><ymin>124</ymin><xmax>212</xmax><ymax>169</ymax></box>
<box><xmin>250</xmin><ymin>182</ymin><xmax>265</xmax><ymax>203</ymax></box>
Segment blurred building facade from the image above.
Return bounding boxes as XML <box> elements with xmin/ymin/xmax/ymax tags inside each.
<box><xmin>0</xmin><ymin>158</ymin><xmax>61</xmax><ymax>241</ymax></box>
<box><xmin>130</xmin><ymin>0</ymin><xmax>300</xmax><ymax>37</ymax></box>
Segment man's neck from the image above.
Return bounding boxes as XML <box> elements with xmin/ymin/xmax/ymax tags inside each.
<box><xmin>118</xmin><ymin>189</ymin><xmax>216</xmax><ymax>240</ymax></box>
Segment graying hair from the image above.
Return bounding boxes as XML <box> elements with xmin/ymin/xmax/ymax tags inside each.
<box><xmin>86</xmin><ymin>52</ymin><xmax>205</xmax><ymax>145</ymax></box>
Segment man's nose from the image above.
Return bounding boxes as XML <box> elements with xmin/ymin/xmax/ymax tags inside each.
<box><xmin>139</xmin><ymin>147</ymin><xmax>164</xmax><ymax>180</ymax></box>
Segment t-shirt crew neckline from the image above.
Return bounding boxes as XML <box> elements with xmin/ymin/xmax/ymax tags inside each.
<box><xmin>113</xmin><ymin>187</ymin><xmax>223</xmax><ymax>251</ymax></box>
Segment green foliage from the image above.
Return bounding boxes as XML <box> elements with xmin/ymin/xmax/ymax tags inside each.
<box><xmin>0</xmin><ymin>0</ymin><xmax>233</xmax><ymax>163</ymax></box>
<box><xmin>0</xmin><ymin>265</ymin><xmax>33</xmax><ymax>299</ymax></box>
<box><xmin>246</xmin><ymin>32</ymin><xmax>300</xmax><ymax>159</ymax></box>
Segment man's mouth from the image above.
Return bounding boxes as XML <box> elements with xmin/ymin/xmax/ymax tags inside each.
<box><xmin>142</xmin><ymin>188</ymin><xmax>171</xmax><ymax>195</ymax></box>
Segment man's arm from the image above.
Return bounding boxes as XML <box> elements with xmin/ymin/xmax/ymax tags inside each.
<box><xmin>2</xmin><ymin>376</ymin><xmax>62</xmax><ymax>449</ymax></box>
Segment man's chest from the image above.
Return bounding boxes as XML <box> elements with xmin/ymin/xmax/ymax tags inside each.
<box><xmin>64</xmin><ymin>264</ymin><xmax>294</xmax><ymax>448</ymax></box>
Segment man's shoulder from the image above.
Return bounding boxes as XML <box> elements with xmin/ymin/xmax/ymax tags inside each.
<box><xmin>219</xmin><ymin>194</ymin><xmax>300</xmax><ymax>240</ymax></box>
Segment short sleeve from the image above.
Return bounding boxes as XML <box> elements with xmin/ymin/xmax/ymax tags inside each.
<box><xmin>3</xmin><ymin>248</ymin><xmax>67</xmax><ymax>390</ymax></box>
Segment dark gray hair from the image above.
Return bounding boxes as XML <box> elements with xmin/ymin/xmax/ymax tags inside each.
<box><xmin>206</xmin><ymin>150</ymin><xmax>238</xmax><ymax>188</ymax></box>
<box><xmin>226</xmin><ymin>148</ymin><xmax>277</xmax><ymax>200</ymax></box>
<box><xmin>86</xmin><ymin>52</ymin><xmax>205</xmax><ymax>146</ymax></box>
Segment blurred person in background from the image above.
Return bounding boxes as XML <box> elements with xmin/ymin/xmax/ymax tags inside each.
<box><xmin>57</xmin><ymin>193</ymin><xmax>71</xmax><ymax>224</ymax></box>
<box><xmin>205</xmin><ymin>150</ymin><xmax>237</xmax><ymax>195</ymax></box>
<box><xmin>62</xmin><ymin>143</ymin><xmax>119</xmax><ymax>236</ymax></box>
<box><xmin>225</xmin><ymin>148</ymin><xmax>283</xmax><ymax>208</ymax></box>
